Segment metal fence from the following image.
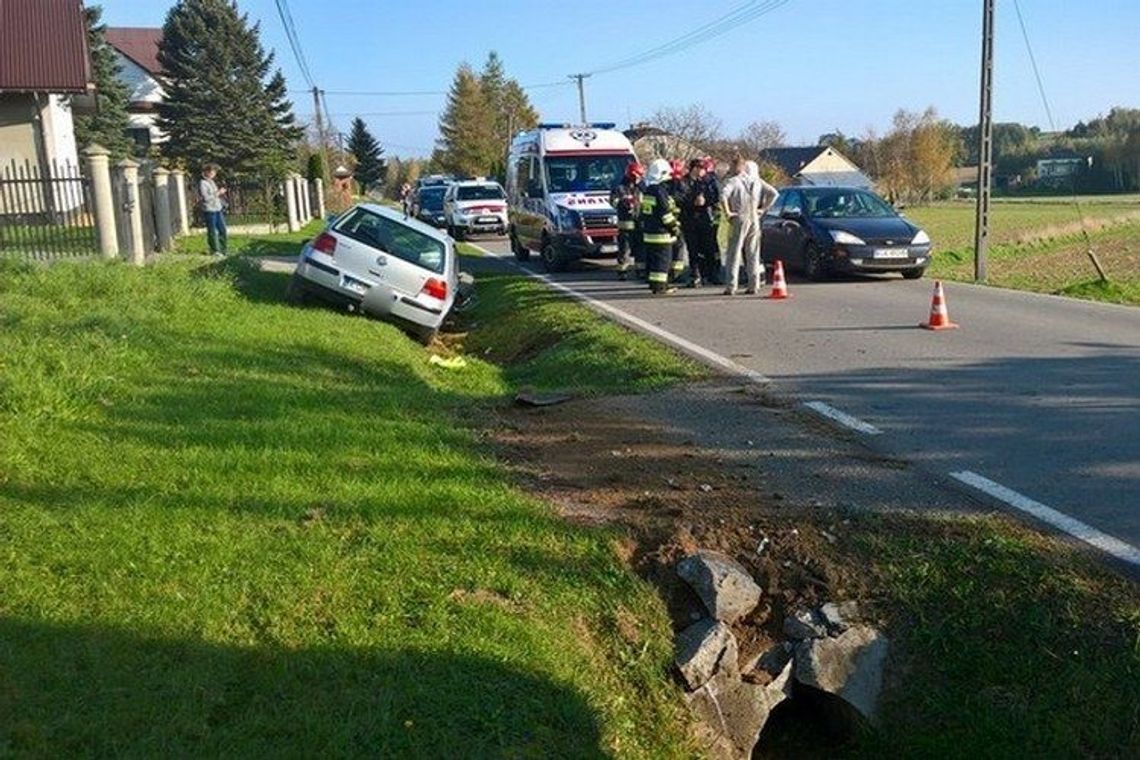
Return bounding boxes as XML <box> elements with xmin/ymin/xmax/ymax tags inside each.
<box><xmin>0</xmin><ymin>160</ymin><xmax>95</xmax><ymax>261</ymax></box>
<box><xmin>190</xmin><ymin>178</ymin><xmax>287</xmax><ymax>228</ymax></box>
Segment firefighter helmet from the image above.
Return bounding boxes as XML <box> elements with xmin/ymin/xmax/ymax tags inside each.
<box><xmin>669</xmin><ymin>159</ymin><xmax>685</xmax><ymax>179</ymax></box>
<box><xmin>645</xmin><ymin>158</ymin><xmax>672</xmax><ymax>185</ymax></box>
<box><xmin>625</xmin><ymin>161</ymin><xmax>645</xmax><ymax>181</ymax></box>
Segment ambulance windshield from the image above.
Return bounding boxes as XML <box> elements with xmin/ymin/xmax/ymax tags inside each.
<box><xmin>543</xmin><ymin>155</ymin><xmax>631</xmax><ymax>193</ymax></box>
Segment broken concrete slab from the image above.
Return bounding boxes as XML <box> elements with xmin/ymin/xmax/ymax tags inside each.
<box><xmin>676</xmin><ymin>551</ymin><xmax>762</xmax><ymax>624</ymax></box>
<box><xmin>819</xmin><ymin>601</ymin><xmax>859</xmax><ymax>633</ymax></box>
<box><xmin>675</xmin><ymin>619</ymin><xmax>738</xmax><ymax>691</ymax></box>
<box><xmin>697</xmin><ymin>660</ymin><xmax>793</xmax><ymax>757</ymax></box>
<box><xmin>794</xmin><ymin>625</ymin><xmax>889</xmax><ymax>722</ymax></box>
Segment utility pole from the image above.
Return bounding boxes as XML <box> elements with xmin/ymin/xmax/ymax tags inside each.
<box><xmin>569</xmin><ymin>73</ymin><xmax>591</xmax><ymax>124</ymax></box>
<box><xmin>312</xmin><ymin>87</ymin><xmax>333</xmax><ymax>186</ymax></box>
<box><xmin>974</xmin><ymin>0</ymin><xmax>995</xmax><ymax>282</ymax></box>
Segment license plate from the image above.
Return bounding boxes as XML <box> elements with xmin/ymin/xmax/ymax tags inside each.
<box><xmin>600</xmin><ymin>243</ymin><xmax>618</xmax><ymax>254</ymax></box>
<box><xmin>873</xmin><ymin>248</ymin><xmax>909</xmax><ymax>259</ymax></box>
<box><xmin>342</xmin><ymin>278</ymin><xmax>368</xmax><ymax>294</ymax></box>
<box><xmin>478</xmin><ymin>216</ymin><xmax>497</xmax><ymax>224</ymax></box>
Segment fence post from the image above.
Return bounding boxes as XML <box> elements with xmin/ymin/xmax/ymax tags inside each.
<box><xmin>301</xmin><ymin>177</ymin><xmax>312</xmax><ymax>221</ymax></box>
<box><xmin>170</xmin><ymin>168</ymin><xmax>190</xmax><ymax>235</ymax></box>
<box><xmin>116</xmin><ymin>159</ymin><xmax>145</xmax><ymax>266</ymax></box>
<box><xmin>284</xmin><ymin>174</ymin><xmax>301</xmax><ymax>232</ymax></box>
<box><xmin>295</xmin><ymin>175</ymin><xmax>308</xmax><ymax>222</ymax></box>
<box><xmin>83</xmin><ymin>144</ymin><xmax>118</xmax><ymax>259</ymax></box>
<box><xmin>153</xmin><ymin>167</ymin><xmax>173</xmax><ymax>251</ymax></box>
<box><xmin>314</xmin><ymin>178</ymin><xmax>326</xmax><ymax>219</ymax></box>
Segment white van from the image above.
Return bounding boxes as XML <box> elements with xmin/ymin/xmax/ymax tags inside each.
<box><xmin>505</xmin><ymin>123</ymin><xmax>636</xmax><ymax>271</ymax></box>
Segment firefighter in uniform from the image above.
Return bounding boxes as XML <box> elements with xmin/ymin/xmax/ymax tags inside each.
<box><xmin>698</xmin><ymin>156</ymin><xmax>723</xmax><ymax>284</ymax></box>
<box><xmin>641</xmin><ymin>158</ymin><xmax>682</xmax><ymax>295</ymax></box>
<box><xmin>611</xmin><ymin>162</ymin><xmax>644</xmax><ymax>280</ymax></box>
<box><xmin>667</xmin><ymin>159</ymin><xmax>690</xmax><ymax>285</ymax></box>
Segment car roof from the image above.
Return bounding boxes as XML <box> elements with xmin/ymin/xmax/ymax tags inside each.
<box><xmin>451</xmin><ymin>179</ymin><xmax>503</xmax><ymax>187</ymax></box>
<box><xmin>354</xmin><ymin>202</ymin><xmax>450</xmax><ymax>241</ymax></box>
<box><xmin>779</xmin><ymin>186</ymin><xmax>873</xmax><ymax>193</ymax></box>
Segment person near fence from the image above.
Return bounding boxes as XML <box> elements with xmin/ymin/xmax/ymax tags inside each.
<box><xmin>199</xmin><ymin>164</ymin><xmax>228</xmax><ymax>256</ymax></box>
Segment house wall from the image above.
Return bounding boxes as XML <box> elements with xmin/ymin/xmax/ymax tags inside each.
<box><xmin>798</xmin><ymin>149</ymin><xmax>873</xmax><ymax>189</ymax></box>
<box><xmin>41</xmin><ymin>94</ymin><xmax>79</xmax><ymax>169</ymax></box>
<box><xmin>0</xmin><ymin>93</ymin><xmax>40</xmax><ymax>171</ymax></box>
<box><xmin>114</xmin><ymin>52</ymin><xmax>166</xmax><ymax>146</ymax></box>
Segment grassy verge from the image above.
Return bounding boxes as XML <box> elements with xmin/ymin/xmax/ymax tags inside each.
<box><xmin>174</xmin><ymin>219</ymin><xmax>324</xmax><ymax>257</ymax></box>
<box><xmin>0</xmin><ymin>239</ymin><xmax>698</xmax><ymax>755</ymax></box>
<box><xmin>849</xmin><ymin>513</ymin><xmax>1140</xmax><ymax>757</ymax></box>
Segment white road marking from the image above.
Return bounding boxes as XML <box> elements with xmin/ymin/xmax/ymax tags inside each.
<box><xmin>801</xmin><ymin>401</ymin><xmax>883</xmax><ymax>436</ymax></box>
<box><xmin>950</xmin><ymin>470</ymin><xmax>1140</xmax><ymax>568</ymax></box>
<box><xmin>470</xmin><ymin>244</ymin><xmax>772</xmax><ymax>385</ymax></box>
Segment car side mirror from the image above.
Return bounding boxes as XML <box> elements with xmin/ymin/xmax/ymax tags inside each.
<box><xmin>781</xmin><ymin>209</ymin><xmax>803</xmax><ymax>221</ymax></box>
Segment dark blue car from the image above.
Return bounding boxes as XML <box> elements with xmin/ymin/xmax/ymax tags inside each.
<box><xmin>760</xmin><ymin>186</ymin><xmax>933</xmax><ymax>280</ymax></box>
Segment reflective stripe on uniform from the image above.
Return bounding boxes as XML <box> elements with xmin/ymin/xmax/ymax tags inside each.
<box><xmin>618</xmin><ymin>220</ymin><xmax>636</xmax><ymax>230</ymax></box>
<box><xmin>643</xmin><ymin>233</ymin><xmax>675</xmax><ymax>244</ymax></box>
<box><xmin>661</xmin><ymin>212</ymin><xmax>677</xmax><ymax>224</ymax></box>
<box><xmin>671</xmin><ymin>261</ymin><xmax>685</xmax><ymax>272</ymax></box>
<box><xmin>648</xmin><ymin>272</ymin><xmax>669</xmax><ymax>283</ymax></box>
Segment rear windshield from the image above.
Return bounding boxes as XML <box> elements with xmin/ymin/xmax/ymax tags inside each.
<box><xmin>419</xmin><ymin>188</ymin><xmax>446</xmax><ymax>208</ymax></box>
<box><xmin>456</xmin><ymin>184</ymin><xmax>505</xmax><ymax>201</ymax></box>
<box><xmin>334</xmin><ymin>207</ymin><xmax>446</xmax><ymax>273</ymax></box>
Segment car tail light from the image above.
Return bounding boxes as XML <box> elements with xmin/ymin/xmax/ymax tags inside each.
<box><xmin>422</xmin><ymin>277</ymin><xmax>447</xmax><ymax>300</ymax></box>
<box><xmin>312</xmin><ymin>232</ymin><xmax>337</xmax><ymax>256</ymax></box>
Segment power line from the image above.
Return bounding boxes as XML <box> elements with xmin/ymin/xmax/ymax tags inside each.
<box><xmin>273</xmin><ymin>0</ymin><xmax>315</xmax><ymax>89</ymax></box>
<box><xmin>588</xmin><ymin>0</ymin><xmax>790</xmax><ymax>76</ymax></box>
<box><xmin>289</xmin><ymin>81</ymin><xmax>571</xmax><ymax>98</ymax></box>
<box><xmin>1011</xmin><ymin>0</ymin><xmax>1106</xmax><ymax>281</ymax></box>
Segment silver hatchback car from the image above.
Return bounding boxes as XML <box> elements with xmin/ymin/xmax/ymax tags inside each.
<box><xmin>289</xmin><ymin>203</ymin><xmax>459</xmax><ymax>343</ymax></box>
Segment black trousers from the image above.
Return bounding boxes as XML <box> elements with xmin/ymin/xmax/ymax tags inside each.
<box><xmin>686</xmin><ymin>216</ymin><xmax>721</xmax><ymax>282</ymax></box>
<box><xmin>645</xmin><ymin>242</ymin><xmax>673</xmax><ymax>292</ymax></box>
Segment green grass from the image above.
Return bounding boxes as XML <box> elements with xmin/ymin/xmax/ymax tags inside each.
<box><xmin>906</xmin><ymin>198</ymin><xmax>1140</xmax><ymax>305</ymax></box>
<box><xmin>850</xmin><ymin>514</ymin><xmax>1140</xmax><ymax>758</ymax></box>
<box><xmin>175</xmin><ymin>219</ymin><xmax>324</xmax><ymax>258</ymax></box>
<box><xmin>0</xmin><ymin>247</ymin><xmax>696</xmax><ymax>756</ymax></box>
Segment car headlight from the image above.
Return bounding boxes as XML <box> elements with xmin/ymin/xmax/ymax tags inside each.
<box><xmin>556</xmin><ymin>207</ymin><xmax>579</xmax><ymax>232</ymax></box>
<box><xmin>912</xmin><ymin>229</ymin><xmax>931</xmax><ymax>245</ymax></box>
<box><xmin>830</xmin><ymin>230</ymin><xmax>866</xmax><ymax>246</ymax></box>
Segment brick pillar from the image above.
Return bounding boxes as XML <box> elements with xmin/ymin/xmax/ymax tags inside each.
<box><xmin>284</xmin><ymin>174</ymin><xmax>301</xmax><ymax>232</ymax></box>
<box><xmin>314</xmin><ymin>177</ymin><xmax>326</xmax><ymax>219</ymax></box>
<box><xmin>170</xmin><ymin>168</ymin><xmax>190</xmax><ymax>235</ymax></box>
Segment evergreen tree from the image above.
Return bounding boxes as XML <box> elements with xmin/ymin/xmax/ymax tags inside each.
<box><xmin>73</xmin><ymin>6</ymin><xmax>132</xmax><ymax>160</ymax></box>
<box><xmin>157</xmin><ymin>0</ymin><xmax>302</xmax><ymax>179</ymax></box>
<box><xmin>306</xmin><ymin>152</ymin><xmax>325</xmax><ymax>183</ymax></box>
<box><xmin>437</xmin><ymin>64</ymin><xmax>495</xmax><ymax>177</ymax></box>
<box><xmin>347</xmin><ymin>118</ymin><xmax>385</xmax><ymax>192</ymax></box>
<box><xmin>479</xmin><ymin>53</ymin><xmax>539</xmax><ymax>178</ymax></box>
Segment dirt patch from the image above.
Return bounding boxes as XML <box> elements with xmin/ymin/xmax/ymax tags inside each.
<box><xmin>489</xmin><ymin>394</ymin><xmax>877</xmax><ymax>675</ymax></box>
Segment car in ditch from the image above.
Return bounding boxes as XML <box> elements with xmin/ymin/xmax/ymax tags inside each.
<box><xmin>288</xmin><ymin>203</ymin><xmax>458</xmax><ymax>343</ymax></box>
<box><xmin>760</xmin><ymin>186</ymin><xmax>933</xmax><ymax>280</ymax></box>
<box><xmin>443</xmin><ymin>180</ymin><xmax>508</xmax><ymax>239</ymax></box>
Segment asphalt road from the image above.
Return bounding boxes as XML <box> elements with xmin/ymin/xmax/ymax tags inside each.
<box><xmin>476</xmin><ymin>238</ymin><xmax>1140</xmax><ymax>552</ymax></box>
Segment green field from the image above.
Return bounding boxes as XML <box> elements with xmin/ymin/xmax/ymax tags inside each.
<box><xmin>0</xmin><ymin>252</ymin><xmax>699</xmax><ymax>757</ymax></box>
<box><xmin>906</xmin><ymin>196</ymin><xmax>1140</xmax><ymax>305</ymax></box>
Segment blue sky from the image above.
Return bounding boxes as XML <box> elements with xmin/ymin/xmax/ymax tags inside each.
<box><xmin>101</xmin><ymin>0</ymin><xmax>1140</xmax><ymax>157</ymax></box>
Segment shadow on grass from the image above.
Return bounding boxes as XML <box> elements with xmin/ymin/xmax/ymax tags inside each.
<box><xmin>0</xmin><ymin>617</ymin><xmax>603</xmax><ymax>757</ymax></box>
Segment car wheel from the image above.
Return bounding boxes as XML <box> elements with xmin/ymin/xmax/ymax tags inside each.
<box><xmin>901</xmin><ymin>267</ymin><xmax>926</xmax><ymax>280</ymax></box>
<box><xmin>541</xmin><ymin>238</ymin><xmax>566</xmax><ymax>272</ymax></box>
<box><xmin>510</xmin><ymin>229</ymin><xmax>531</xmax><ymax>262</ymax></box>
<box><xmin>803</xmin><ymin>242</ymin><xmax>828</xmax><ymax>281</ymax></box>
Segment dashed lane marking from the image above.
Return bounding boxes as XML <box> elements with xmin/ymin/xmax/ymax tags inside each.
<box><xmin>950</xmin><ymin>470</ymin><xmax>1140</xmax><ymax>568</ymax></box>
<box><xmin>801</xmin><ymin>401</ymin><xmax>883</xmax><ymax>436</ymax></box>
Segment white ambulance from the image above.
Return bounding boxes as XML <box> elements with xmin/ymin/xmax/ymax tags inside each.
<box><xmin>505</xmin><ymin>123</ymin><xmax>637</xmax><ymax>271</ymax></box>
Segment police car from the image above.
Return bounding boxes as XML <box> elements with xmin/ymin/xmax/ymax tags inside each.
<box><xmin>443</xmin><ymin>180</ymin><xmax>508</xmax><ymax>240</ymax></box>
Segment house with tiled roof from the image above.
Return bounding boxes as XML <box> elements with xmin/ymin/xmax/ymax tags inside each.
<box><xmin>105</xmin><ymin>27</ymin><xmax>166</xmax><ymax>150</ymax></box>
<box><xmin>0</xmin><ymin>0</ymin><xmax>91</xmax><ymax>174</ymax></box>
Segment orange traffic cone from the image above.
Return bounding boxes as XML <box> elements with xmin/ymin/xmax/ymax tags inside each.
<box><xmin>920</xmin><ymin>280</ymin><xmax>959</xmax><ymax>330</ymax></box>
<box><xmin>765</xmin><ymin>260</ymin><xmax>791</xmax><ymax>300</ymax></box>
